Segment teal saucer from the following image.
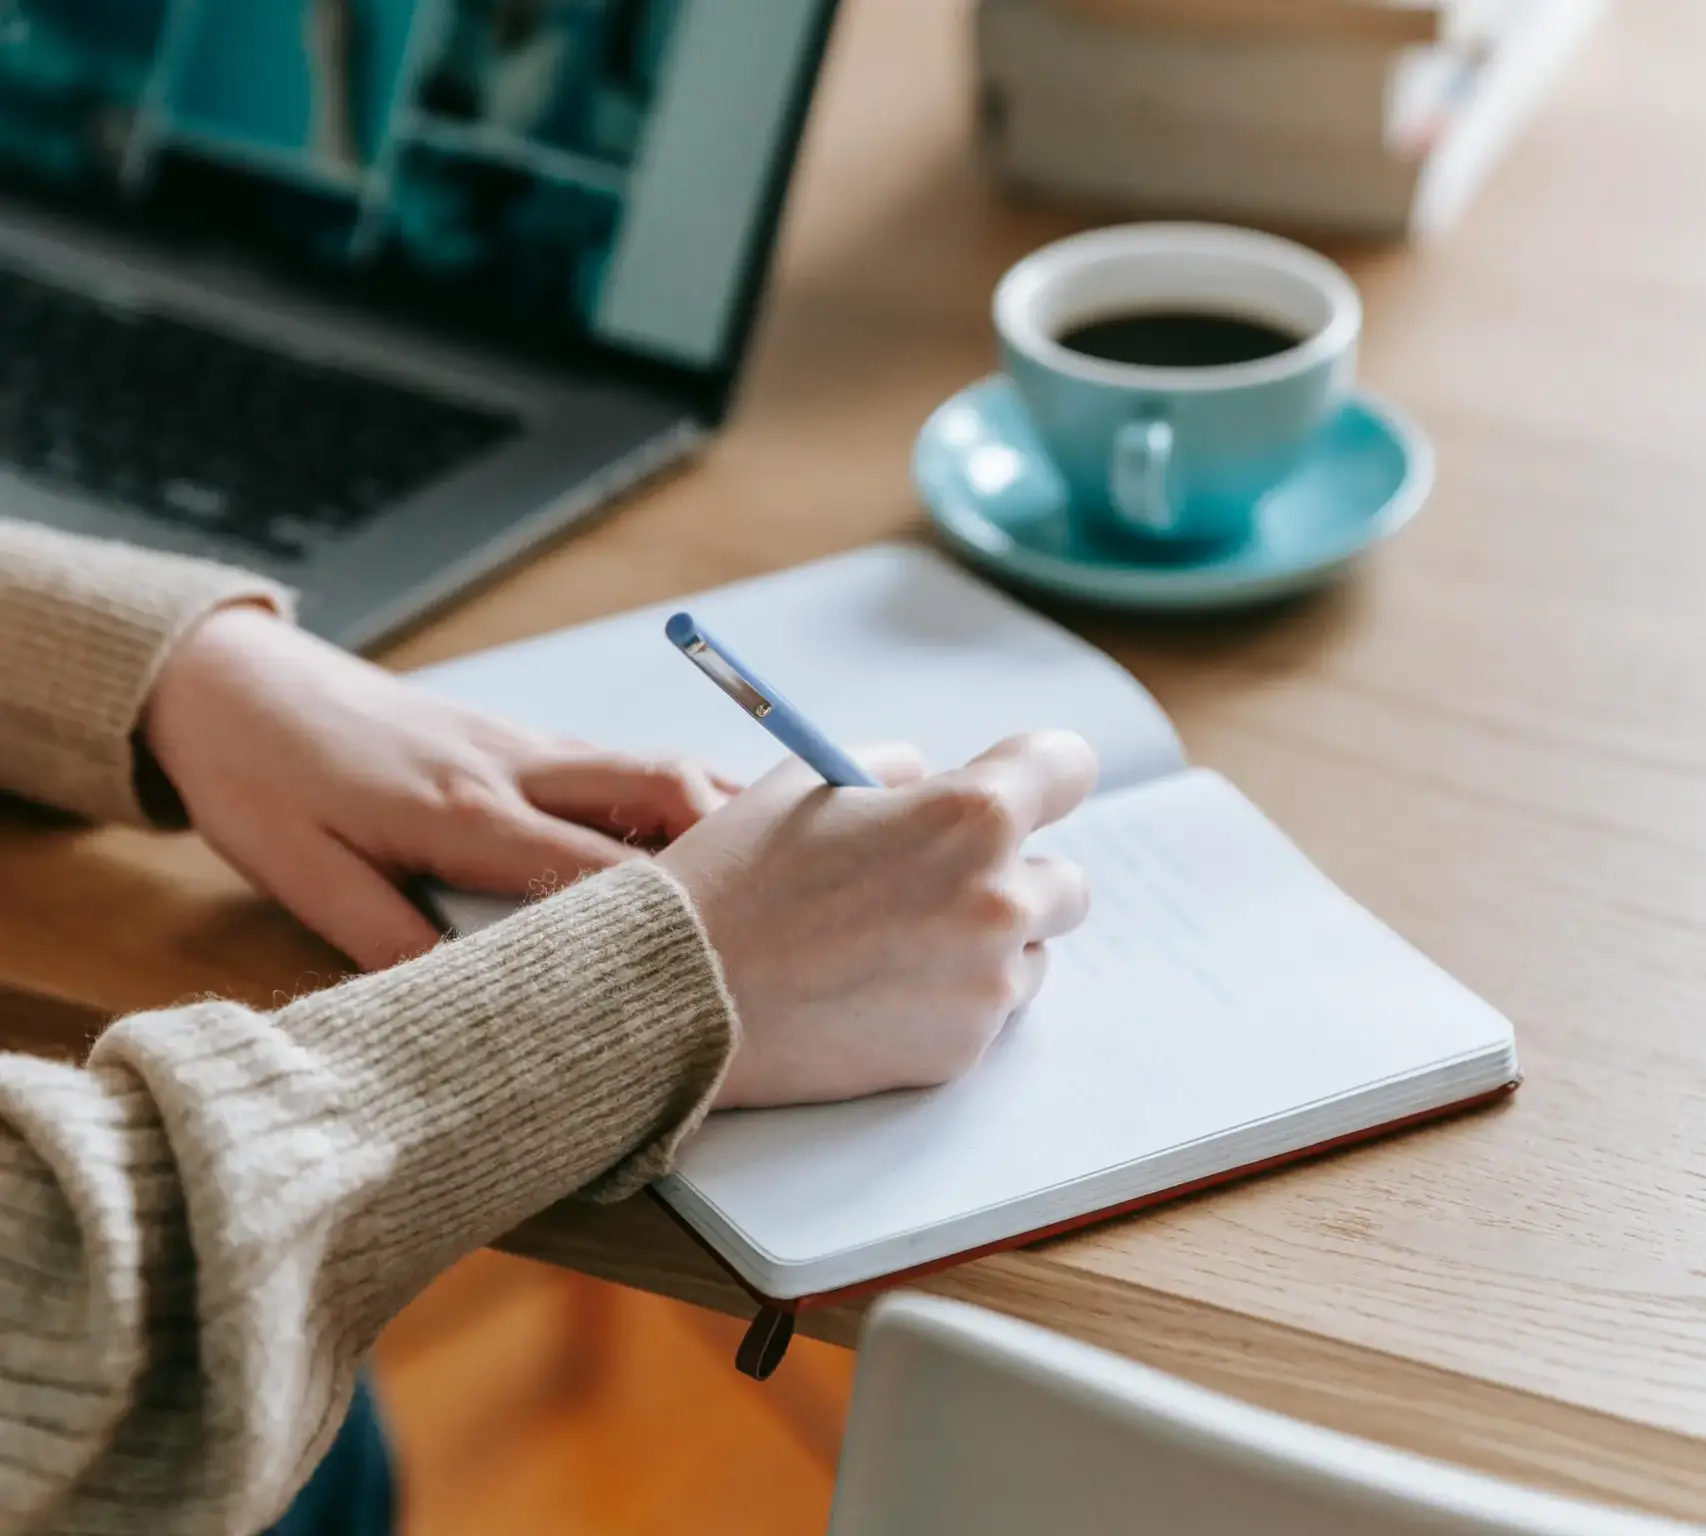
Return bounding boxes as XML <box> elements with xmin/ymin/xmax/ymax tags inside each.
<box><xmin>914</xmin><ymin>375</ymin><xmax>1433</xmax><ymax>612</ymax></box>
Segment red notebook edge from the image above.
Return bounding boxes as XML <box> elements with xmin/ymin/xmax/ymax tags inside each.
<box><xmin>650</xmin><ymin>1075</ymin><xmax>1523</xmax><ymax>1379</ymax></box>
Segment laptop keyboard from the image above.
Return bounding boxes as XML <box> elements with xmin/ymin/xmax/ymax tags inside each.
<box><xmin>0</xmin><ymin>266</ymin><xmax>522</xmax><ymax>560</ymax></box>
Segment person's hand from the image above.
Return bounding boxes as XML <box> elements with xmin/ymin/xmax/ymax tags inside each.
<box><xmin>142</xmin><ymin>605</ymin><xmax>735</xmax><ymax>971</ymax></box>
<box><xmin>659</xmin><ymin>731</ymin><xmax>1097</xmax><ymax>1109</ymax></box>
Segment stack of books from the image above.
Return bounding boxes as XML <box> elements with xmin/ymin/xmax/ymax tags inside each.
<box><xmin>975</xmin><ymin>0</ymin><xmax>1608</xmax><ymax>239</ymax></box>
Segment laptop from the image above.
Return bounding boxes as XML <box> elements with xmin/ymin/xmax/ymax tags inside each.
<box><xmin>0</xmin><ymin>0</ymin><xmax>837</xmax><ymax>648</ymax></box>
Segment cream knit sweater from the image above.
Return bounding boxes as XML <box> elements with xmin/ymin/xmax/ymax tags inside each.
<box><xmin>0</xmin><ymin>519</ymin><xmax>739</xmax><ymax>1535</ymax></box>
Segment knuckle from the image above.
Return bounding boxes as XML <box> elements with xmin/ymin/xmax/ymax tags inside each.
<box><xmin>429</xmin><ymin>766</ymin><xmax>509</xmax><ymax>826</ymax></box>
<box><xmin>863</xmin><ymin>742</ymin><xmax>927</xmax><ymax>785</ymax></box>
<box><xmin>931</xmin><ymin>780</ymin><xmax>1020</xmax><ymax>854</ymax></box>
<box><xmin>966</xmin><ymin>882</ymin><xmax>1030</xmax><ymax>942</ymax></box>
<box><xmin>641</xmin><ymin>755</ymin><xmax>702</xmax><ymax>798</ymax></box>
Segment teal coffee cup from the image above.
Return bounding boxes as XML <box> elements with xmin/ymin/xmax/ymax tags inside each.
<box><xmin>994</xmin><ymin>224</ymin><xmax>1362</xmax><ymax>547</ymax></box>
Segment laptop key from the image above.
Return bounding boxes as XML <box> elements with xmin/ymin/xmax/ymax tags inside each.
<box><xmin>0</xmin><ymin>266</ymin><xmax>522</xmax><ymax>555</ymax></box>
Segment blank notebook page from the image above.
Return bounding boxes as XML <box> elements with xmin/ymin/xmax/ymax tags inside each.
<box><xmin>412</xmin><ymin>543</ymin><xmax>1181</xmax><ymax>785</ymax></box>
<box><xmin>662</xmin><ymin>769</ymin><xmax>1517</xmax><ymax>1298</ymax></box>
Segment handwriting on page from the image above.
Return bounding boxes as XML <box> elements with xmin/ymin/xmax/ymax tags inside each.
<box><xmin>1041</xmin><ymin>811</ymin><xmax>1242</xmax><ymax>1013</ymax></box>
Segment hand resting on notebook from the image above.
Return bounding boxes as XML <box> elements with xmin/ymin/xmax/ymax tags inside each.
<box><xmin>143</xmin><ymin>604</ymin><xmax>740</xmax><ymax>971</ymax></box>
<box><xmin>661</xmin><ymin>730</ymin><xmax>1097</xmax><ymax>1109</ymax></box>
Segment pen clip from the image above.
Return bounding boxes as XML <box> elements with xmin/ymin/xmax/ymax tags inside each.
<box><xmin>680</xmin><ymin>635</ymin><xmax>776</xmax><ymax>722</ymax></box>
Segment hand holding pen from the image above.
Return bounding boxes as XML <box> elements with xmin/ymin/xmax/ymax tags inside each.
<box><xmin>656</xmin><ymin>612</ymin><xmax>1098</xmax><ymax>1109</ymax></box>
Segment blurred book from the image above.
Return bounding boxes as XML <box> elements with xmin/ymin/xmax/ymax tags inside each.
<box><xmin>977</xmin><ymin>0</ymin><xmax>1608</xmax><ymax>239</ymax></box>
<box><xmin>1044</xmin><ymin>0</ymin><xmax>1514</xmax><ymax>46</ymax></box>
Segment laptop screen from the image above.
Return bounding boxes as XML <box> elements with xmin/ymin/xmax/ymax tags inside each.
<box><xmin>0</xmin><ymin>1</ymin><xmax>831</xmax><ymax>393</ymax></box>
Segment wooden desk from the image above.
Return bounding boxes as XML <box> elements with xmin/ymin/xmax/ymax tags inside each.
<box><xmin>5</xmin><ymin>0</ymin><xmax>1705</xmax><ymax>1517</ymax></box>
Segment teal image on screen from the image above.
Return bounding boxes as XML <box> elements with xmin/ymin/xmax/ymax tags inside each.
<box><xmin>0</xmin><ymin>0</ymin><xmax>169</xmax><ymax>185</ymax></box>
<box><xmin>0</xmin><ymin>0</ymin><xmax>823</xmax><ymax>371</ymax></box>
<box><xmin>167</xmin><ymin>0</ymin><xmax>417</xmax><ymax>185</ymax></box>
<box><xmin>11</xmin><ymin>0</ymin><xmax>169</xmax><ymax>67</ymax></box>
<box><xmin>384</xmin><ymin>1</ymin><xmax>683</xmax><ymax>318</ymax></box>
<box><xmin>416</xmin><ymin>0</ymin><xmax>678</xmax><ymax>166</ymax></box>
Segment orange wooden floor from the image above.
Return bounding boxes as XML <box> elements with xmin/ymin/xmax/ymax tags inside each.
<box><xmin>373</xmin><ymin>1251</ymin><xmax>856</xmax><ymax>1536</ymax></box>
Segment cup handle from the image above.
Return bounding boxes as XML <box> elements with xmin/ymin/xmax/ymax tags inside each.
<box><xmin>1108</xmin><ymin>415</ymin><xmax>1176</xmax><ymax>537</ymax></box>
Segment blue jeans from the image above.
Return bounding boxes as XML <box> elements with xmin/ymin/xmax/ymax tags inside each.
<box><xmin>263</xmin><ymin>1376</ymin><xmax>394</xmax><ymax>1536</ymax></box>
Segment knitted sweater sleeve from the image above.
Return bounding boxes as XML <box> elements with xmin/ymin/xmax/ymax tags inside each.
<box><xmin>0</xmin><ymin>520</ymin><xmax>740</xmax><ymax>1533</ymax></box>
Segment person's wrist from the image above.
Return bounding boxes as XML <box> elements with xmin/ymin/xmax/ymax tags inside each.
<box><xmin>136</xmin><ymin>600</ymin><xmax>284</xmax><ymax>823</ymax></box>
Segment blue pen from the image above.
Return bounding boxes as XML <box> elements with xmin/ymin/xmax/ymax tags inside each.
<box><xmin>665</xmin><ymin>612</ymin><xmax>880</xmax><ymax>788</ymax></box>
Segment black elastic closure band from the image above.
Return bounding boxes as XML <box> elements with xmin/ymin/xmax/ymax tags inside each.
<box><xmin>735</xmin><ymin>1305</ymin><xmax>796</xmax><ymax>1379</ymax></box>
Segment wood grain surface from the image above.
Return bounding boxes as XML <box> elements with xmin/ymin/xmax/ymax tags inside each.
<box><xmin>2</xmin><ymin>0</ymin><xmax>1701</xmax><ymax>1518</ymax></box>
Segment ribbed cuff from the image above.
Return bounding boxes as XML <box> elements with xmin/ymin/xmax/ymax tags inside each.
<box><xmin>286</xmin><ymin>859</ymin><xmax>742</xmax><ymax>1223</ymax></box>
<box><xmin>76</xmin><ymin>860</ymin><xmax>737</xmax><ymax>1532</ymax></box>
<box><xmin>121</xmin><ymin>858</ymin><xmax>739</xmax><ymax>1266</ymax></box>
<box><xmin>0</xmin><ymin>518</ymin><xmax>292</xmax><ymax>825</ymax></box>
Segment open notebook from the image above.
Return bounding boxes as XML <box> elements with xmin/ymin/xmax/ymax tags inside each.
<box><xmin>415</xmin><ymin>544</ymin><xmax>1518</xmax><ymax>1370</ymax></box>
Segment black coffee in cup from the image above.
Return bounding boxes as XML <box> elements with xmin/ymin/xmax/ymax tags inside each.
<box><xmin>1057</xmin><ymin>308</ymin><xmax>1305</xmax><ymax>369</ymax></box>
